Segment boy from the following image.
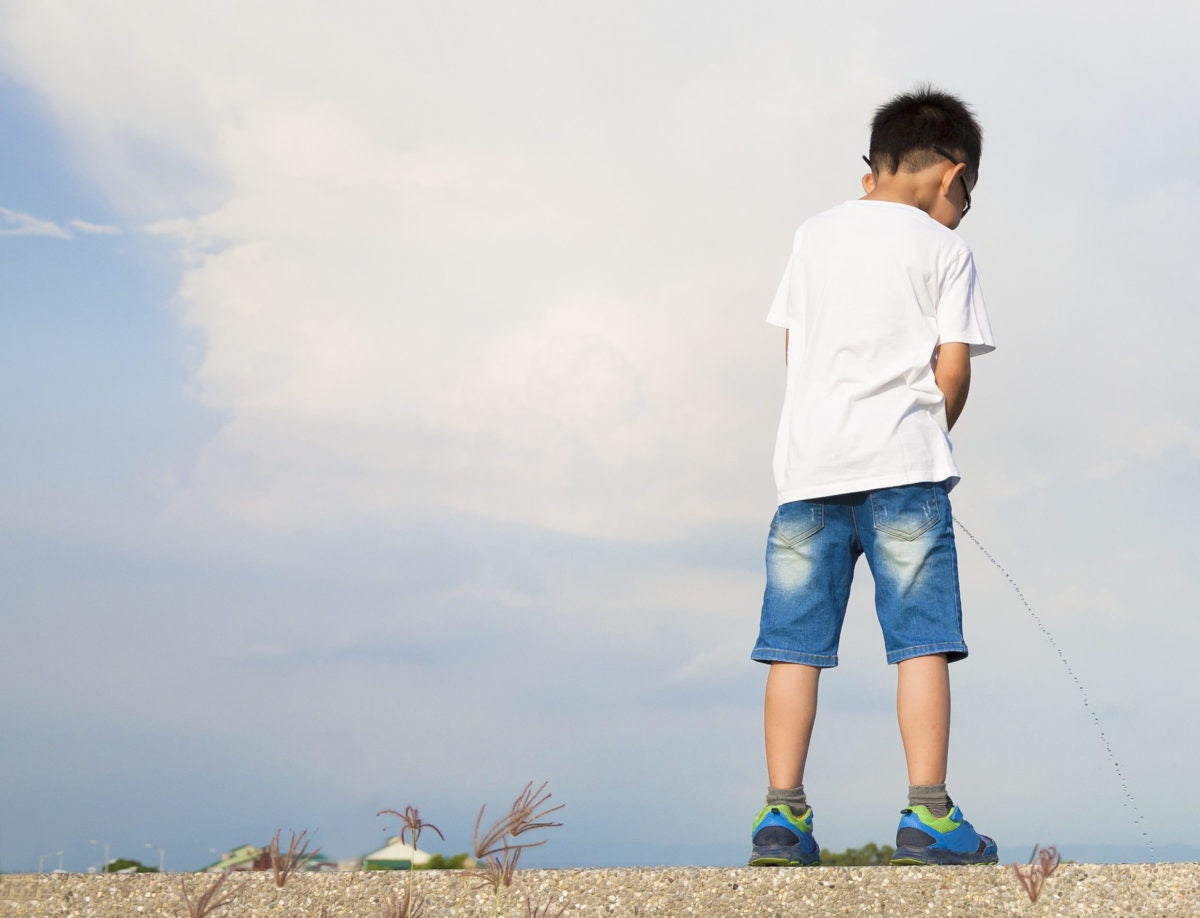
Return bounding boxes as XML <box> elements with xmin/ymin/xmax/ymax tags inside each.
<box><xmin>748</xmin><ymin>87</ymin><xmax>997</xmax><ymax>867</ymax></box>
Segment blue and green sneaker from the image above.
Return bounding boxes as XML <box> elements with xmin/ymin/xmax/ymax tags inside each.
<box><xmin>890</xmin><ymin>804</ymin><xmax>998</xmax><ymax>865</ymax></box>
<box><xmin>748</xmin><ymin>804</ymin><xmax>820</xmax><ymax>866</ymax></box>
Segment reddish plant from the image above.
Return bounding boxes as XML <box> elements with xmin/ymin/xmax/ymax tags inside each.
<box><xmin>474</xmin><ymin>781</ymin><xmax>564</xmax><ymax>892</ymax></box>
<box><xmin>267</xmin><ymin>828</ymin><xmax>320</xmax><ymax>887</ymax></box>
<box><xmin>376</xmin><ymin>805</ymin><xmax>445</xmax><ymax>918</ymax></box>
<box><xmin>1011</xmin><ymin>844</ymin><xmax>1061</xmax><ymax>903</ymax></box>
<box><xmin>177</xmin><ymin>871</ymin><xmax>245</xmax><ymax>917</ymax></box>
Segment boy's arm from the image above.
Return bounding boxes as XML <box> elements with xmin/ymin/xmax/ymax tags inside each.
<box><xmin>934</xmin><ymin>342</ymin><xmax>971</xmax><ymax>431</ymax></box>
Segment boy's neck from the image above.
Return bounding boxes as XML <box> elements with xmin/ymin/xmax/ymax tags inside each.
<box><xmin>861</xmin><ymin>171</ymin><xmax>927</xmax><ymax>210</ymax></box>
<box><xmin>860</xmin><ymin>161</ymin><xmax>966</xmax><ymax>230</ymax></box>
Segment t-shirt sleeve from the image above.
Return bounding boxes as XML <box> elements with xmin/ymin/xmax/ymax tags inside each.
<box><xmin>766</xmin><ymin>262</ymin><xmax>791</xmax><ymax>328</ymax></box>
<box><xmin>937</xmin><ymin>248</ymin><xmax>995</xmax><ymax>357</ymax></box>
<box><xmin>766</xmin><ymin>231</ymin><xmax>802</xmax><ymax>329</ymax></box>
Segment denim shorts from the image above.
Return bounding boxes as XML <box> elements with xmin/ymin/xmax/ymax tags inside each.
<box><xmin>751</xmin><ymin>481</ymin><xmax>967</xmax><ymax>667</ymax></box>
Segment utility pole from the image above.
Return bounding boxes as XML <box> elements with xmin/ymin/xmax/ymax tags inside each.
<box><xmin>145</xmin><ymin>842</ymin><xmax>165</xmax><ymax>872</ymax></box>
<box><xmin>91</xmin><ymin>840</ymin><xmax>111</xmax><ymax>873</ymax></box>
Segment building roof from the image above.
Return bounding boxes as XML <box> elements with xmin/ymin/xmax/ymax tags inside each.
<box><xmin>202</xmin><ymin>844</ymin><xmax>262</xmax><ymax>872</ymax></box>
<box><xmin>362</xmin><ymin>837</ymin><xmax>432</xmax><ymax>869</ymax></box>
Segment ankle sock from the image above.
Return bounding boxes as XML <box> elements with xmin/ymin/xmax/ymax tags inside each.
<box><xmin>765</xmin><ymin>785</ymin><xmax>808</xmax><ymax>815</ymax></box>
<box><xmin>908</xmin><ymin>784</ymin><xmax>952</xmax><ymax>818</ymax></box>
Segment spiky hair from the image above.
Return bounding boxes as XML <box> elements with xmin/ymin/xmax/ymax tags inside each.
<box><xmin>866</xmin><ymin>85</ymin><xmax>983</xmax><ymax>183</ymax></box>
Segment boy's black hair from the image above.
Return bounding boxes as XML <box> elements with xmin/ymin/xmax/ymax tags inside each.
<box><xmin>866</xmin><ymin>86</ymin><xmax>982</xmax><ymax>184</ymax></box>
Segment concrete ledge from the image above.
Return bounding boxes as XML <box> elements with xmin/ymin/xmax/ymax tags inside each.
<box><xmin>3</xmin><ymin>864</ymin><xmax>1197</xmax><ymax>916</ymax></box>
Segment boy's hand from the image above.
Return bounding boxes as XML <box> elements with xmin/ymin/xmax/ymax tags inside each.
<box><xmin>934</xmin><ymin>343</ymin><xmax>971</xmax><ymax>430</ymax></box>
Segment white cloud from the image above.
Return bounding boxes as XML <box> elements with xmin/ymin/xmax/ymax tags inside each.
<box><xmin>3</xmin><ymin>1</ymin><xmax>1197</xmax><ymax>542</ymax></box>
<box><xmin>28</xmin><ymin>3</ymin><xmax>825</xmax><ymax>538</ymax></box>
<box><xmin>1</xmin><ymin>205</ymin><xmax>69</xmax><ymax>237</ymax></box>
<box><xmin>1132</xmin><ymin>418</ymin><xmax>1200</xmax><ymax>460</ymax></box>
<box><xmin>0</xmin><ymin>206</ymin><xmax>121</xmax><ymax>238</ymax></box>
<box><xmin>68</xmin><ymin>218</ymin><xmax>120</xmax><ymax>235</ymax></box>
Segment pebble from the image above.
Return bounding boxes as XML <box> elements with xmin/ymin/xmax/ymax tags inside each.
<box><xmin>2</xmin><ymin>865</ymin><xmax>1198</xmax><ymax>917</ymax></box>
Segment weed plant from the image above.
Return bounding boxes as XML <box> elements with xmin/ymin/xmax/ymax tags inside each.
<box><xmin>378</xmin><ymin>888</ymin><xmax>424</xmax><ymax>918</ymax></box>
<box><xmin>525</xmin><ymin>897</ymin><xmax>569</xmax><ymax>918</ymax></box>
<box><xmin>377</xmin><ymin>782</ymin><xmax>563</xmax><ymax>917</ymax></box>
<box><xmin>176</xmin><ymin>871</ymin><xmax>245</xmax><ymax>917</ymax></box>
<box><xmin>1011</xmin><ymin>844</ymin><xmax>1061</xmax><ymax>903</ymax></box>
<box><xmin>473</xmin><ymin>781</ymin><xmax>564</xmax><ymax>913</ymax></box>
<box><xmin>376</xmin><ymin>805</ymin><xmax>444</xmax><ymax>918</ymax></box>
<box><xmin>266</xmin><ymin>828</ymin><xmax>319</xmax><ymax>887</ymax></box>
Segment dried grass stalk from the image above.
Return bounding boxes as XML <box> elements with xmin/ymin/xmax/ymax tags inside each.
<box><xmin>379</xmin><ymin>887</ymin><xmax>426</xmax><ymax>918</ymax></box>
<box><xmin>473</xmin><ymin>781</ymin><xmax>564</xmax><ymax>892</ymax></box>
<box><xmin>377</xmin><ymin>805</ymin><xmax>445</xmax><ymax>850</ymax></box>
<box><xmin>376</xmin><ymin>805</ymin><xmax>444</xmax><ymax>918</ymax></box>
<box><xmin>267</xmin><ymin>828</ymin><xmax>320</xmax><ymax>887</ymax></box>
<box><xmin>177</xmin><ymin>871</ymin><xmax>245</xmax><ymax>918</ymax></box>
<box><xmin>1011</xmin><ymin>844</ymin><xmax>1061</xmax><ymax>903</ymax></box>
<box><xmin>526</xmin><ymin>896</ymin><xmax>569</xmax><ymax>918</ymax></box>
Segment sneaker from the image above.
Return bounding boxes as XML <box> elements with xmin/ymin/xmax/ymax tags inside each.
<box><xmin>748</xmin><ymin>804</ymin><xmax>821</xmax><ymax>866</ymax></box>
<box><xmin>890</xmin><ymin>804</ymin><xmax>998</xmax><ymax>865</ymax></box>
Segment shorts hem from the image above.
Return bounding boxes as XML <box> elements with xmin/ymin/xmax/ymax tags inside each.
<box><xmin>751</xmin><ymin>648</ymin><xmax>839</xmax><ymax>668</ymax></box>
<box><xmin>887</xmin><ymin>642</ymin><xmax>969</xmax><ymax>665</ymax></box>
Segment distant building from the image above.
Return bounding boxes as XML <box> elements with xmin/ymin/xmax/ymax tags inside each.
<box><xmin>201</xmin><ymin>837</ymin><xmax>455</xmax><ymax>872</ymax></box>
<box><xmin>203</xmin><ymin>842</ymin><xmax>337</xmax><ymax>872</ymax></box>
<box><xmin>204</xmin><ymin>844</ymin><xmax>263</xmax><ymax>872</ymax></box>
<box><xmin>362</xmin><ymin>837</ymin><xmax>432</xmax><ymax>871</ymax></box>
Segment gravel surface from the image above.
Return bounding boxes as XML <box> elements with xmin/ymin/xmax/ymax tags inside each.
<box><xmin>3</xmin><ymin>865</ymin><xmax>1198</xmax><ymax>917</ymax></box>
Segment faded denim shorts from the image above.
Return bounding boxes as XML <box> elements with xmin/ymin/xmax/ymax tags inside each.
<box><xmin>751</xmin><ymin>481</ymin><xmax>967</xmax><ymax>667</ymax></box>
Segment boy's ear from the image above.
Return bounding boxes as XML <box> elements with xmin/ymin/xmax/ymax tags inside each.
<box><xmin>861</xmin><ymin>172</ymin><xmax>876</xmax><ymax>194</ymax></box>
<box><xmin>940</xmin><ymin>161</ymin><xmax>966</xmax><ymax>196</ymax></box>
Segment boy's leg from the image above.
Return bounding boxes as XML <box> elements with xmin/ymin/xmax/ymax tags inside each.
<box><xmin>764</xmin><ymin>661</ymin><xmax>821</xmax><ymax>789</ymax></box>
<box><xmin>749</xmin><ymin>662</ymin><xmax>823</xmax><ymax>866</ymax></box>
<box><xmin>750</xmin><ymin>495</ymin><xmax>856</xmax><ymax>867</ymax></box>
<box><xmin>893</xmin><ymin>656</ymin><xmax>997</xmax><ymax>866</ymax></box>
<box><xmin>896</xmin><ymin>653</ymin><xmax>949</xmax><ymax>787</ymax></box>
<box><xmin>857</xmin><ymin>481</ymin><xmax>961</xmax><ymax>790</ymax></box>
<box><xmin>857</xmin><ymin>482</ymin><xmax>997</xmax><ymax>864</ymax></box>
<box><xmin>749</xmin><ymin>662</ymin><xmax>822</xmax><ymax>866</ymax></box>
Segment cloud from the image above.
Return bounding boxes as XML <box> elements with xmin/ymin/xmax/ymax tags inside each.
<box><xmin>54</xmin><ymin>4</ymin><xmax>831</xmax><ymax>539</ymax></box>
<box><xmin>1</xmin><ymin>205</ymin><xmax>69</xmax><ymax>237</ymax></box>
<box><xmin>68</xmin><ymin>218</ymin><xmax>121</xmax><ymax>235</ymax></box>
<box><xmin>2</xmin><ymin>0</ymin><xmax>1197</xmax><ymax>546</ymax></box>
<box><xmin>0</xmin><ymin>206</ymin><xmax>120</xmax><ymax>238</ymax></box>
<box><xmin>1131</xmin><ymin>418</ymin><xmax>1200</xmax><ymax>460</ymax></box>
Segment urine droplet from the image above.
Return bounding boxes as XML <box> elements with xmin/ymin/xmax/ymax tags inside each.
<box><xmin>954</xmin><ymin>516</ymin><xmax>1156</xmax><ymax>862</ymax></box>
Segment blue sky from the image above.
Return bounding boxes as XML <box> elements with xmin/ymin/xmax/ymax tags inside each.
<box><xmin>2</xmin><ymin>1</ymin><xmax>1198</xmax><ymax>873</ymax></box>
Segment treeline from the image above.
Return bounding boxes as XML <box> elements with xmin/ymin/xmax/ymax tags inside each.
<box><xmin>821</xmin><ymin>843</ymin><xmax>895</xmax><ymax>866</ymax></box>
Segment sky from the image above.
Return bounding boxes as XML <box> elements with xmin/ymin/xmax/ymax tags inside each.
<box><xmin>2</xmin><ymin>0</ymin><xmax>1198</xmax><ymax>873</ymax></box>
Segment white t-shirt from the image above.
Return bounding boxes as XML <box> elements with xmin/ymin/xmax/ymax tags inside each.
<box><xmin>768</xmin><ymin>199</ymin><xmax>995</xmax><ymax>504</ymax></box>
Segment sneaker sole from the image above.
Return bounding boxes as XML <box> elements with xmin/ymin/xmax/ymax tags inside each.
<box><xmin>890</xmin><ymin>847</ymin><xmax>999</xmax><ymax>866</ymax></box>
<box><xmin>749</xmin><ymin>847</ymin><xmax>820</xmax><ymax>867</ymax></box>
